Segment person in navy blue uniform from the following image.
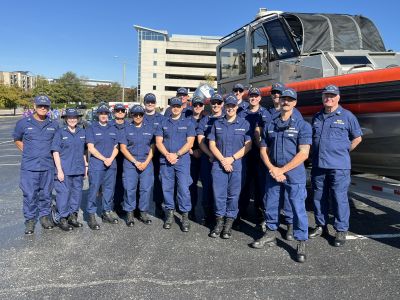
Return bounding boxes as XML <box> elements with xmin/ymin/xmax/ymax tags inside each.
<box><xmin>51</xmin><ymin>108</ymin><xmax>87</xmax><ymax>231</ymax></box>
<box><xmin>238</xmin><ymin>87</ymin><xmax>271</xmax><ymax>227</ymax></box>
<box><xmin>265</xmin><ymin>82</ymin><xmax>295</xmax><ymax>240</ymax></box>
<box><xmin>208</xmin><ymin>95</ymin><xmax>252</xmax><ymax>239</ymax></box>
<box><xmin>143</xmin><ymin>93</ymin><xmax>165</xmax><ymax>218</ymax></box>
<box><xmin>309</xmin><ymin>85</ymin><xmax>363</xmax><ymax>247</ymax></box>
<box><xmin>155</xmin><ymin>97</ymin><xmax>196</xmax><ymax>232</ymax></box>
<box><xmin>164</xmin><ymin>87</ymin><xmax>193</xmax><ymax>118</ymax></box>
<box><xmin>13</xmin><ymin>95</ymin><xmax>59</xmax><ymax>234</ymax></box>
<box><xmin>119</xmin><ymin>105</ymin><xmax>155</xmax><ymax>227</ymax></box>
<box><xmin>197</xmin><ymin>93</ymin><xmax>225</xmax><ymax>225</ymax></box>
<box><xmin>251</xmin><ymin>88</ymin><xmax>311</xmax><ymax>263</ymax></box>
<box><xmin>85</xmin><ymin>104</ymin><xmax>120</xmax><ymax>230</ymax></box>
<box><xmin>111</xmin><ymin>103</ymin><xmax>128</xmax><ymax>215</ymax></box>
<box><xmin>188</xmin><ymin>97</ymin><xmax>207</xmax><ymax>221</ymax></box>
<box><xmin>232</xmin><ymin>83</ymin><xmax>249</xmax><ymax>114</ymax></box>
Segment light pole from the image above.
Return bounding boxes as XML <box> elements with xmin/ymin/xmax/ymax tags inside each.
<box><xmin>114</xmin><ymin>56</ymin><xmax>126</xmax><ymax>103</ymax></box>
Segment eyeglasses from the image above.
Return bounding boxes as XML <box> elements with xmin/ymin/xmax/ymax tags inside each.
<box><xmin>132</xmin><ymin>113</ymin><xmax>144</xmax><ymax>118</ymax></box>
<box><xmin>271</xmin><ymin>91</ymin><xmax>282</xmax><ymax>95</ymax></box>
<box><xmin>193</xmin><ymin>103</ymin><xmax>204</xmax><ymax>107</ymax></box>
<box><xmin>233</xmin><ymin>89</ymin><xmax>244</xmax><ymax>93</ymax></box>
<box><xmin>145</xmin><ymin>101</ymin><xmax>156</xmax><ymax>104</ymax></box>
<box><xmin>115</xmin><ymin>109</ymin><xmax>126</xmax><ymax>113</ymax></box>
<box><xmin>98</xmin><ymin>112</ymin><xmax>109</xmax><ymax>115</ymax></box>
<box><xmin>37</xmin><ymin>105</ymin><xmax>49</xmax><ymax>109</ymax></box>
<box><xmin>211</xmin><ymin>101</ymin><xmax>223</xmax><ymax>106</ymax></box>
<box><xmin>171</xmin><ymin>105</ymin><xmax>182</xmax><ymax>108</ymax></box>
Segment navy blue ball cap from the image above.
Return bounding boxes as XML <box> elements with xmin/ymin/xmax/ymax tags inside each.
<box><xmin>129</xmin><ymin>104</ymin><xmax>145</xmax><ymax>114</ymax></box>
<box><xmin>114</xmin><ymin>103</ymin><xmax>126</xmax><ymax>111</ymax></box>
<box><xmin>97</xmin><ymin>104</ymin><xmax>110</xmax><ymax>113</ymax></box>
<box><xmin>210</xmin><ymin>93</ymin><xmax>223</xmax><ymax>102</ymax></box>
<box><xmin>224</xmin><ymin>94</ymin><xmax>238</xmax><ymax>105</ymax></box>
<box><xmin>34</xmin><ymin>95</ymin><xmax>51</xmax><ymax>106</ymax></box>
<box><xmin>176</xmin><ymin>87</ymin><xmax>188</xmax><ymax>95</ymax></box>
<box><xmin>170</xmin><ymin>97</ymin><xmax>183</xmax><ymax>106</ymax></box>
<box><xmin>249</xmin><ymin>87</ymin><xmax>261</xmax><ymax>96</ymax></box>
<box><xmin>281</xmin><ymin>88</ymin><xmax>297</xmax><ymax>100</ymax></box>
<box><xmin>271</xmin><ymin>82</ymin><xmax>285</xmax><ymax>93</ymax></box>
<box><xmin>232</xmin><ymin>83</ymin><xmax>244</xmax><ymax>91</ymax></box>
<box><xmin>192</xmin><ymin>97</ymin><xmax>204</xmax><ymax>105</ymax></box>
<box><xmin>323</xmin><ymin>84</ymin><xmax>340</xmax><ymax>95</ymax></box>
<box><xmin>144</xmin><ymin>93</ymin><xmax>156</xmax><ymax>103</ymax></box>
<box><xmin>63</xmin><ymin>108</ymin><xmax>80</xmax><ymax>118</ymax></box>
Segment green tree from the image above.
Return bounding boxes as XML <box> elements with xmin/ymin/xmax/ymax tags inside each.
<box><xmin>125</xmin><ymin>87</ymin><xmax>137</xmax><ymax>102</ymax></box>
<box><xmin>92</xmin><ymin>83</ymin><xmax>121</xmax><ymax>103</ymax></box>
<box><xmin>55</xmin><ymin>72</ymin><xmax>86</xmax><ymax>104</ymax></box>
<box><xmin>0</xmin><ymin>85</ymin><xmax>32</xmax><ymax>112</ymax></box>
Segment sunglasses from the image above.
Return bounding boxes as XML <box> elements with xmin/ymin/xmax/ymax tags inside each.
<box><xmin>233</xmin><ymin>89</ymin><xmax>244</xmax><ymax>93</ymax></box>
<box><xmin>115</xmin><ymin>109</ymin><xmax>126</xmax><ymax>113</ymax></box>
<box><xmin>193</xmin><ymin>103</ymin><xmax>204</xmax><ymax>107</ymax></box>
<box><xmin>171</xmin><ymin>105</ymin><xmax>182</xmax><ymax>108</ymax></box>
<box><xmin>211</xmin><ymin>101</ymin><xmax>223</xmax><ymax>106</ymax></box>
<box><xmin>37</xmin><ymin>105</ymin><xmax>50</xmax><ymax>109</ymax></box>
<box><xmin>271</xmin><ymin>91</ymin><xmax>282</xmax><ymax>95</ymax></box>
<box><xmin>132</xmin><ymin>113</ymin><xmax>144</xmax><ymax>117</ymax></box>
<box><xmin>145</xmin><ymin>101</ymin><xmax>156</xmax><ymax>104</ymax></box>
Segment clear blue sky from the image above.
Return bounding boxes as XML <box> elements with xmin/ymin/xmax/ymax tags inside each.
<box><xmin>1</xmin><ymin>0</ymin><xmax>399</xmax><ymax>87</ymax></box>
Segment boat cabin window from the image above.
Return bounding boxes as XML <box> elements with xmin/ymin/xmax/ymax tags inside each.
<box><xmin>262</xmin><ymin>19</ymin><xmax>297</xmax><ymax>60</ymax></box>
<box><xmin>335</xmin><ymin>56</ymin><xmax>372</xmax><ymax>65</ymax></box>
<box><xmin>219</xmin><ymin>35</ymin><xmax>246</xmax><ymax>79</ymax></box>
<box><xmin>251</xmin><ymin>27</ymin><xmax>269</xmax><ymax>77</ymax></box>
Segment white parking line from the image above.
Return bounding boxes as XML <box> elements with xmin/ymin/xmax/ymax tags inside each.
<box><xmin>0</xmin><ymin>154</ymin><xmax>20</xmax><ymax>157</ymax></box>
<box><xmin>0</xmin><ymin>140</ymin><xmax>13</xmax><ymax>144</ymax></box>
<box><xmin>0</xmin><ymin>163</ymin><xmax>20</xmax><ymax>166</ymax></box>
<box><xmin>347</xmin><ymin>233</ymin><xmax>400</xmax><ymax>240</ymax></box>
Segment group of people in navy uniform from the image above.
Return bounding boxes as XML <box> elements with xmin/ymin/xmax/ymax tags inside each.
<box><xmin>13</xmin><ymin>83</ymin><xmax>362</xmax><ymax>263</ymax></box>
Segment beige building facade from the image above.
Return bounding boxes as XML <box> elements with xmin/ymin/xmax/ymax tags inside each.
<box><xmin>134</xmin><ymin>25</ymin><xmax>220</xmax><ymax>108</ymax></box>
<box><xmin>0</xmin><ymin>71</ymin><xmax>36</xmax><ymax>90</ymax></box>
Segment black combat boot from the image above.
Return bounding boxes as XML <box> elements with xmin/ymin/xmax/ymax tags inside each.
<box><xmin>126</xmin><ymin>211</ymin><xmax>135</xmax><ymax>227</ymax></box>
<box><xmin>308</xmin><ymin>225</ymin><xmax>328</xmax><ymax>239</ymax></box>
<box><xmin>222</xmin><ymin>217</ymin><xmax>234</xmax><ymax>239</ymax></box>
<box><xmin>296</xmin><ymin>241</ymin><xmax>307</xmax><ymax>263</ymax></box>
<box><xmin>334</xmin><ymin>231</ymin><xmax>347</xmax><ymax>247</ymax></box>
<box><xmin>251</xmin><ymin>229</ymin><xmax>277</xmax><ymax>248</ymax></box>
<box><xmin>40</xmin><ymin>215</ymin><xmax>54</xmax><ymax>230</ymax></box>
<box><xmin>163</xmin><ymin>210</ymin><xmax>175</xmax><ymax>229</ymax></box>
<box><xmin>59</xmin><ymin>218</ymin><xmax>73</xmax><ymax>231</ymax></box>
<box><xmin>68</xmin><ymin>213</ymin><xmax>83</xmax><ymax>228</ymax></box>
<box><xmin>25</xmin><ymin>219</ymin><xmax>35</xmax><ymax>235</ymax></box>
<box><xmin>209</xmin><ymin>216</ymin><xmax>224</xmax><ymax>238</ymax></box>
<box><xmin>181</xmin><ymin>212</ymin><xmax>190</xmax><ymax>232</ymax></box>
<box><xmin>139</xmin><ymin>211</ymin><xmax>152</xmax><ymax>225</ymax></box>
<box><xmin>286</xmin><ymin>224</ymin><xmax>294</xmax><ymax>241</ymax></box>
<box><xmin>102</xmin><ymin>211</ymin><xmax>119</xmax><ymax>224</ymax></box>
<box><xmin>87</xmin><ymin>213</ymin><xmax>100</xmax><ymax>230</ymax></box>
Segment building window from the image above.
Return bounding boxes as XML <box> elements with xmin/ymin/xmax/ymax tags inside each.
<box><xmin>154</xmin><ymin>48</ymin><xmax>157</xmax><ymax>53</ymax></box>
<box><xmin>153</xmin><ymin>73</ymin><xmax>157</xmax><ymax>78</ymax></box>
<box><xmin>153</xmin><ymin>85</ymin><xmax>156</xmax><ymax>90</ymax></box>
<box><xmin>153</xmin><ymin>61</ymin><xmax>157</xmax><ymax>66</ymax></box>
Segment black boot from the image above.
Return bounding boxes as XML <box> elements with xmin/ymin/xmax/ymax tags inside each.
<box><xmin>334</xmin><ymin>231</ymin><xmax>347</xmax><ymax>247</ymax></box>
<box><xmin>87</xmin><ymin>214</ymin><xmax>100</xmax><ymax>230</ymax></box>
<box><xmin>155</xmin><ymin>204</ymin><xmax>165</xmax><ymax>219</ymax></box>
<box><xmin>102</xmin><ymin>211</ymin><xmax>119</xmax><ymax>224</ymax></box>
<box><xmin>296</xmin><ymin>241</ymin><xmax>307</xmax><ymax>263</ymax></box>
<box><xmin>251</xmin><ymin>229</ymin><xmax>277</xmax><ymax>248</ymax></box>
<box><xmin>59</xmin><ymin>218</ymin><xmax>73</xmax><ymax>231</ymax></box>
<box><xmin>163</xmin><ymin>210</ymin><xmax>174</xmax><ymax>229</ymax></box>
<box><xmin>25</xmin><ymin>219</ymin><xmax>35</xmax><ymax>235</ymax></box>
<box><xmin>40</xmin><ymin>215</ymin><xmax>54</xmax><ymax>230</ymax></box>
<box><xmin>68</xmin><ymin>213</ymin><xmax>83</xmax><ymax>228</ymax></box>
<box><xmin>139</xmin><ymin>211</ymin><xmax>152</xmax><ymax>225</ymax></box>
<box><xmin>286</xmin><ymin>224</ymin><xmax>294</xmax><ymax>241</ymax></box>
<box><xmin>222</xmin><ymin>217</ymin><xmax>234</xmax><ymax>239</ymax></box>
<box><xmin>309</xmin><ymin>225</ymin><xmax>328</xmax><ymax>239</ymax></box>
<box><xmin>209</xmin><ymin>216</ymin><xmax>224</xmax><ymax>238</ymax></box>
<box><xmin>126</xmin><ymin>211</ymin><xmax>135</xmax><ymax>227</ymax></box>
<box><xmin>181</xmin><ymin>212</ymin><xmax>190</xmax><ymax>232</ymax></box>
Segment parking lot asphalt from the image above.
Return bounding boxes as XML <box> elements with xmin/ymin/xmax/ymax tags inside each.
<box><xmin>0</xmin><ymin>116</ymin><xmax>399</xmax><ymax>299</ymax></box>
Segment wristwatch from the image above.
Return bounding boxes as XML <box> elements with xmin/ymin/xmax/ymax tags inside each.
<box><xmin>176</xmin><ymin>152</ymin><xmax>181</xmax><ymax>158</ymax></box>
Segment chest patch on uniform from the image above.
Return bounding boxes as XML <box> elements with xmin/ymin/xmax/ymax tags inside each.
<box><xmin>143</xmin><ymin>132</ymin><xmax>152</xmax><ymax>136</ymax></box>
<box><xmin>334</xmin><ymin>119</ymin><xmax>345</xmax><ymax>125</ymax></box>
<box><xmin>109</xmin><ymin>133</ymin><xmax>116</xmax><ymax>136</ymax></box>
<box><xmin>27</xmin><ymin>127</ymin><xmax>33</xmax><ymax>130</ymax></box>
<box><xmin>163</xmin><ymin>127</ymin><xmax>168</xmax><ymax>130</ymax></box>
<box><xmin>62</xmin><ymin>137</ymin><xmax>68</xmax><ymax>140</ymax></box>
<box><xmin>95</xmin><ymin>133</ymin><xmax>102</xmax><ymax>136</ymax></box>
<box><xmin>47</xmin><ymin>128</ymin><xmax>55</xmax><ymax>131</ymax></box>
<box><xmin>235</xmin><ymin>128</ymin><xmax>245</xmax><ymax>131</ymax></box>
<box><xmin>80</xmin><ymin>136</ymin><xmax>85</xmax><ymax>139</ymax></box>
<box><xmin>178</xmin><ymin>127</ymin><xmax>187</xmax><ymax>130</ymax></box>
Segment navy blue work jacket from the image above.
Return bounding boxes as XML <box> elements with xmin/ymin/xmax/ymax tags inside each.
<box><xmin>13</xmin><ymin>116</ymin><xmax>59</xmax><ymax>171</ymax></box>
<box><xmin>312</xmin><ymin>106</ymin><xmax>362</xmax><ymax>170</ymax></box>
<box><xmin>51</xmin><ymin>126</ymin><xmax>86</xmax><ymax>175</ymax></box>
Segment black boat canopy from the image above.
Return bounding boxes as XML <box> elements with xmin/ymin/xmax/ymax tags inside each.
<box><xmin>282</xmin><ymin>13</ymin><xmax>386</xmax><ymax>53</ymax></box>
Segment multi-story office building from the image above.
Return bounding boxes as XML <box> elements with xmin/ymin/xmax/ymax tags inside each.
<box><xmin>0</xmin><ymin>71</ymin><xmax>36</xmax><ymax>90</ymax></box>
<box><xmin>134</xmin><ymin>25</ymin><xmax>220</xmax><ymax>108</ymax></box>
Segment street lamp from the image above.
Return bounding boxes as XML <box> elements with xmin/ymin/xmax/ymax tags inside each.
<box><xmin>114</xmin><ymin>56</ymin><xmax>126</xmax><ymax>103</ymax></box>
